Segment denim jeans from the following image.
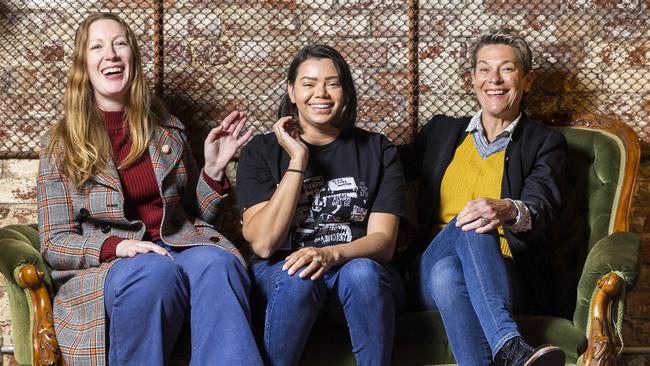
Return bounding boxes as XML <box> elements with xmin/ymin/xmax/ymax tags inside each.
<box><xmin>416</xmin><ymin>218</ymin><xmax>522</xmax><ymax>365</ymax></box>
<box><xmin>250</xmin><ymin>256</ymin><xmax>404</xmax><ymax>366</ymax></box>
<box><xmin>104</xmin><ymin>244</ymin><xmax>263</xmax><ymax>366</ymax></box>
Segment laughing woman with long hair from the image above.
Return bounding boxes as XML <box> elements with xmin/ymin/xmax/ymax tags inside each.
<box><xmin>38</xmin><ymin>13</ymin><xmax>262</xmax><ymax>365</ymax></box>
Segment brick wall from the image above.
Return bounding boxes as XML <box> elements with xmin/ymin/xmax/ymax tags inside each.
<box><xmin>3</xmin><ymin>1</ymin><xmax>650</xmax><ymax>155</ymax></box>
<box><xmin>0</xmin><ymin>160</ymin><xmax>38</xmax><ymax>366</ymax></box>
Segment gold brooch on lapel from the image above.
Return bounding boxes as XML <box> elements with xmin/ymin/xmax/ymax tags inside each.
<box><xmin>161</xmin><ymin>144</ymin><xmax>171</xmax><ymax>154</ymax></box>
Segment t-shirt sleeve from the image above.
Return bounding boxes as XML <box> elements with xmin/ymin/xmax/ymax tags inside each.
<box><xmin>236</xmin><ymin>135</ymin><xmax>278</xmax><ymax>213</ymax></box>
<box><xmin>371</xmin><ymin>136</ymin><xmax>407</xmax><ymax>218</ymax></box>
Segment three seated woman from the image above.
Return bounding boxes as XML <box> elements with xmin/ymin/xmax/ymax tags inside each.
<box><xmin>38</xmin><ymin>11</ymin><xmax>567</xmax><ymax>366</ymax></box>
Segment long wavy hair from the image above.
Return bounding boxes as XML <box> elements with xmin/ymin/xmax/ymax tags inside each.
<box><xmin>47</xmin><ymin>12</ymin><xmax>164</xmax><ymax>187</ymax></box>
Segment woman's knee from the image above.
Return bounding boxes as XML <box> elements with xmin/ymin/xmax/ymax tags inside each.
<box><xmin>106</xmin><ymin>253</ymin><xmax>185</xmax><ymax>303</ymax></box>
<box><xmin>182</xmin><ymin>246</ymin><xmax>246</xmax><ymax>281</ymax></box>
<box><xmin>428</xmin><ymin>256</ymin><xmax>467</xmax><ymax>309</ymax></box>
<box><xmin>274</xmin><ymin>268</ymin><xmax>327</xmax><ymax>304</ymax></box>
<box><xmin>337</xmin><ymin>258</ymin><xmax>390</xmax><ymax>294</ymax></box>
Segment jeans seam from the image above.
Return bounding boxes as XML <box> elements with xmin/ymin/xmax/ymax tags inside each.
<box><xmin>463</xmin><ymin>231</ymin><xmax>507</xmax><ymax>351</ymax></box>
<box><xmin>264</xmin><ymin>271</ymin><xmax>283</xmax><ymax>357</ymax></box>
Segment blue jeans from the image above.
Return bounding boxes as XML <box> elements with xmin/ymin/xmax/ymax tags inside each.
<box><xmin>416</xmin><ymin>218</ymin><xmax>522</xmax><ymax>365</ymax></box>
<box><xmin>104</xmin><ymin>244</ymin><xmax>263</xmax><ymax>366</ymax></box>
<box><xmin>251</xmin><ymin>256</ymin><xmax>404</xmax><ymax>366</ymax></box>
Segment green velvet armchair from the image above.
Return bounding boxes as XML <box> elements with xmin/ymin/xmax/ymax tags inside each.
<box><xmin>0</xmin><ymin>113</ymin><xmax>640</xmax><ymax>366</ymax></box>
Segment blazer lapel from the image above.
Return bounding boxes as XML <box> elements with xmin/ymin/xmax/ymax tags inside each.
<box><xmin>149</xmin><ymin>125</ymin><xmax>184</xmax><ymax>185</ymax></box>
<box><xmin>93</xmin><ymin>160</ymin><xmax>122</xmax><ymax>192</ymax></box>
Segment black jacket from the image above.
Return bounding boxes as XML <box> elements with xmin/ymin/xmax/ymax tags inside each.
<box><xmin>400</xmin><ymin>113</ymin><xmax>568</xmax><ymax>312</ymax></box>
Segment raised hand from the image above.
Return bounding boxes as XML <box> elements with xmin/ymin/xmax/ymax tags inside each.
<box><xmin>273</xmin><ymin>116</ymin><xmax>308</xmax><ymax>170</ymax></box>
<box><xmin>204</xmin><ymin>110</ymin><xmax>254</xmax><ymax>181</ymax></box>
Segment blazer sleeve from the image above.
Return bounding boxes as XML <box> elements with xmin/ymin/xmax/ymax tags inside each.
<box><xmin>513</xmin><ymin>129</ymin><xmax>567</xmax><ymax>243</ymax></box>
<box><xmin>37</xmin><ymin>151</ymin><xmax>105</xmax><ymax>271</ymax></box>
<box><xmin>177</xmin><ymin>126</ymin><xmax>226</xmax><ymax>224</ymax></box>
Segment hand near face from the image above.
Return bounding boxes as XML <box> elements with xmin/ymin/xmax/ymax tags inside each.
<box><xmin>204</xmin><ymin>110</ymin><xmax>254</xmax><ymax>181</ymax></box>
<box><xmin>283</xmin><ymin>246</ymin><xmax>336</xmax><ymax>281</ymax></box>
<box><xmin>273</xmin><ymin>116</ymin><xmax>308</xmax><ymax>168</ymax></box>
<box><xmin>455</xmin><ymin>198</ymin><xmax>517</xmax><ymax>233</ymax></box>
<box><xmin>116</xmin><ymin>240</ymin><xmax>172</xmax><ymax>258</ymax></box>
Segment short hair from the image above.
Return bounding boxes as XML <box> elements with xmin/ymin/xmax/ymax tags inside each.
<box><xmin>470</xmin><ymin>28</ymin><xmax>533</xmax><ymax>74</ymax></box>
<box><xmin>278</xmin><ymin>44</ymin><xmax>357</xmax><ymax>131</ymax></box>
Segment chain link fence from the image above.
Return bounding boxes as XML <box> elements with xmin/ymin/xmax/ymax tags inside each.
<box><xmin>1</xmin><ymin>0</ymin><xmax>649</xmax><ymax>159</ymax></box>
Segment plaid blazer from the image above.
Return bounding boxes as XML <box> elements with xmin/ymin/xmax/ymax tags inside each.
<box><xmin>37</xmin><ymin>115</ymin><xmax>244</xmax><ymax>366</ymax></box>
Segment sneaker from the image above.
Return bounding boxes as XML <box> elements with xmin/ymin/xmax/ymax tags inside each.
<box><xmin>496</xmin><ymin>336</ymin><xmax>566</xmax><ymax>366</ymax></box>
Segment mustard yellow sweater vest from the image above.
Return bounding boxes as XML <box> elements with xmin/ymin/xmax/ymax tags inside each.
<box><xmin>439</xmin><ymin>134</ymin><xmax>511</xmax><ymax>257</ymax></box>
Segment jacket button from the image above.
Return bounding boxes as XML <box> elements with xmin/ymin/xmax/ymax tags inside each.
<box><xmin>100</xmin><ymin>224</ymin><xmax>111</xmax><ymax>234</ymax></box>
<box><xmin>77</xmin><ymin>208</ymin><xmax>90</xmax><ymax>222</ymax></box>
<box><xmin>209</xmin><ymin>236</ymin><xmax>221</xmax><ymax>243</ymax></box>
<box><xmin>161</xmin><ymin>144</ymin><xmax>171</xmax><ymax>154</ymax></box>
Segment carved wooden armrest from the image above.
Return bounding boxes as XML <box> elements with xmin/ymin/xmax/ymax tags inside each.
<box><xmin>581</xmin><ymin>272</ymin><xmax>623</xmax><ymax>366</ymax></box>
<box><xmin>16</xmin><ymin>263</ymin><xmax>65</xmax><ymax>366</ymax></box>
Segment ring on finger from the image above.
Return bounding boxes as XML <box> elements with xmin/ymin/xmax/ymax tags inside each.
<box><xmin>480</xmin><ymin>217</ymin><xmax>490</xmax><ymax>226</ymax></box>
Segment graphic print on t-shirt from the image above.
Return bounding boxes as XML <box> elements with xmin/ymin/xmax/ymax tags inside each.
<box><xmin>283</xmin><ymin>175</ymin><xmax>369</xmax><ymax>250</ymax></box>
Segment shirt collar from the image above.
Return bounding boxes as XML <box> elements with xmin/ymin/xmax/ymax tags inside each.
<box><xmin>466</xmin><ymin>110</ymin><xmax>522</xmax><ymax>141</ymax></box>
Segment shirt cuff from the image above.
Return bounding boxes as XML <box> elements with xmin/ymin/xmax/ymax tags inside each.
<box><xmin>100</xmin><ymin>236</ymin><xmax>125</xmax><ymax>262</ymax></box>
<box><xmin>202</xmin><ymin>170</ymin><xmax>230</xmax><ymax>195</ymax></box>
<box><xmin>504</xmin><ymin>199</ymin><xmax>532</xmax><ymax>233</ymax></box>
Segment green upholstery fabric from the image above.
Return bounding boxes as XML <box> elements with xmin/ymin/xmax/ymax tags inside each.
<box><xmin>0</xmin><ymin>225</ymin><xmax>52</xmax><ymax>365</ymax></box>
<box><xmin>557</xmin><ymin>127</ymin><xmax>622</xmax><ymax>247</ymax></box>
<box><xmin>573</xmin><ymin>232</ymin><xmax>640</xmax><ymax>332</ymax></box>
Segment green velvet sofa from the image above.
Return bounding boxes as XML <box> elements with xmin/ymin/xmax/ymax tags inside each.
<box><xmin>0</xmin><ymin>113</ymin><xmax>640</xmax><ymax>366</ymax></box>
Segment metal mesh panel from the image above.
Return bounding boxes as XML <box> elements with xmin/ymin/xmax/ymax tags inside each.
<box><xmin>1</xmin><ymin>0</ymin><xmax>650</xmax><ymax>158</ymax></box>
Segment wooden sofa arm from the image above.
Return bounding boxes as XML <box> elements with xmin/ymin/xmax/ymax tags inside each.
<box><xmin>582</xmin><ymin>272</ymin><xmax>623</xmax><ymax>366</ymax></box>
<box><xmin>16</xmin><ymin>263</ymin><xmax>65</xmax><ymax>366</ymax></box>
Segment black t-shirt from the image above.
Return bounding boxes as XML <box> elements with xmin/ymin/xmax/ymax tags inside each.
<box><xmin>237</xmin><ymin>127</ymin><xmax>406</xmax><ymax>252</ymax></box>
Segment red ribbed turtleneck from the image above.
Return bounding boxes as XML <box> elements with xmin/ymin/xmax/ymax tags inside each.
<box><xmin>99</xmin><ymin>110</ymin><xmax>229</xmax><ymax>262</ymax></box>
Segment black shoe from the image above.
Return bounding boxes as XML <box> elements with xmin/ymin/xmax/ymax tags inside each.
<box><xmin>496</xmin><ymin>336</ymin><xmax>566</xmax><ymax>366</ymax></box>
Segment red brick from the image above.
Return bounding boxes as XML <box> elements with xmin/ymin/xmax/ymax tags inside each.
<box><xmin>164</xmin><ymin>41</ymin><xmax>192</xmax><ymax>65</ymax></box>
<box><xmin>639</xmin><ymin>236</ymin><xmax>650</xmax><ymax>264</ymax></box>
<box><xmin>603</xmin><ymin>15</ymin><xmax>650</xmax><ymax>39</ymax></box>
<box><xmin>222</xmin><ymin>7</ymin><xmax>300</xmax><ymax>38</ymax></box>
<box><xmin>566</xmin><ymin>0</ymin><xmax>640</xmax><ymax>11</ymax></box>
<box><xmin>484</xmin><ymin>0</ymin><xmax>562</xmax><ymax>13</ymax></box>
<box><xmin>627</xmin><ymin>291</ymin><xmax>650</xmax><ymax>319</ymax></box>
<box><xmin>187</xmin><ymin>0</ymin><xmax>297</xmax><ymax>7</ymax></box>
<box><xmin>371</xmin><ymin>8</ymin><xmax>408</xmax><ymax>38</ymax></box>
<box><xmin>42</xmin><ymin>44</ymin><xmax>64</xmax><ymax>62</ymax></box>
<box><xmin>372</xmin><ymin>70</ymin><xmax>410</xmax><ymax>95</ymax></box>
<box><xmin>0</xmin><ymin>207</ymin><xmax>10</xmax><ymax>220</ymax></box>
<box><xmin>337</xmin><ymin>41</ymin><xmax>390</xmax><ymax>68</ymax></box>
<box><xmin>234</xmin><ymin>40</ymin><xmax>304</xmax><ymax>67</ymax></box>
<box><xmin>10</xmin><ymin>207</ymin><xmax>37</xmax><ymax>224</ymax></box>
<box><xmin>103</xmin><ymin>0</ymin><xmax>172</xmax><ymax>9</ymax></box>
<box><xmin>192</xmin><ymin>41</ymin><xmax>231</xmax><ymax>65</ymax></box>
<box><xmin>3</xmin><ymin>354</ymin><xmax>20</xmax><ymax>366</ymax></box>
<box><xmin>535</xmin><ymin>43</ymin><xmax>586</xmax><ymax>68</ymax></box>
<box><xmin>637</xmin><ymin>161</ymin><xmax>650</xmax><ymax>182</ymax></box>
